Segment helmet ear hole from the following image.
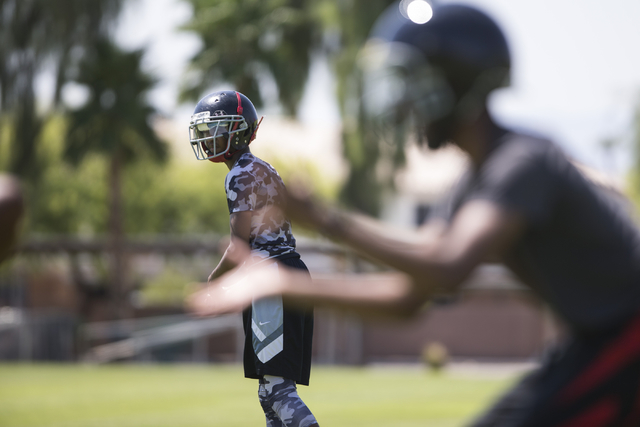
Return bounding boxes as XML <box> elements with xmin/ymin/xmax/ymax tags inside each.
<box><xmin>231</xmin><ymin>133</ymin><xmax>244</xmax><ymax>150</ymax></box>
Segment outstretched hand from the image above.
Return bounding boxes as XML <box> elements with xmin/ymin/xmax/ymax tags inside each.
<box><xmin>284</xmin><ymin>182</ymin><xmax>337</xmax><ymax>235</ymax></box>
<box><xmin>186</xmin><ymin>181</ymin><xmax>341</xmax><ymax>318</ymax></box>
<box><xmin>186</xmin><ymin>262</ymin><xmax>283</xmax><ymax>316</ymax></box>
<box><xmin>186</xmin><ymin>238</ymin><xmax>288</xmax><ymax>317</ymax></box>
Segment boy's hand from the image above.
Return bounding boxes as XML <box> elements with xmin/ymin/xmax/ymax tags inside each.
<box><xmin>284</xmin><ymin>183</ymin><xmax>340</xmax><ymax>235</ymax></box>
<box><xmin>186</xmin><ymin>261</ymin><xmax>282</xmax><ymax>317</ymax></box>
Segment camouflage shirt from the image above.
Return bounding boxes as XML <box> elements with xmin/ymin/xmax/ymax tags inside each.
<box><xmin>225</xmin><ymin>152</ymin><xmax>296</xmax><ymax>259</ymax></box>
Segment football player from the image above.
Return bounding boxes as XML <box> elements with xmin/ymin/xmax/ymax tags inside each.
<box><xmin>191</xmin><ymin>3</ymin><xmax>640</xmax><ymax>426</ymax></box>
<box><xmin>186</xmin><ymin>91</ymin><xmax>318</xmax><ymax>427</ymax></box>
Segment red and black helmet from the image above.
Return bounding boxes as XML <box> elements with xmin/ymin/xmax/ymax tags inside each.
<box><xmin>189</xmin><ymin>91</ymin><xmax>261</xmax><ymax>162</ymax></box>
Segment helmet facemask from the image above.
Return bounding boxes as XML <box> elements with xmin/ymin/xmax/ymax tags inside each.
<box><xmin>189</xmin><ymin>111</ymin><xmax>249</xmax><ymax>162</ymax></box>
<box><xmin>360</xmin><ymin>40</ymin><xmax>456</xmax><ymax>150</ymax></box>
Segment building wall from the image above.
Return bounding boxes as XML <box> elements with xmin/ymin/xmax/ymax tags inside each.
<box><xmin>360</xmin><ymin>290</ymin><xmax>557</xmax><ymax>362</ymax></box>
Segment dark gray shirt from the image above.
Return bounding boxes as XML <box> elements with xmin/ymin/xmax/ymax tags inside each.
<box><xmin>443</xmin><ymin>133</ymin><xmax>640</xmax><ymax>333</ymax></box>
<box><xmin>225</xmin><ymin>152</ymin><xmax>296</xmax><ymax>259</ymax></box>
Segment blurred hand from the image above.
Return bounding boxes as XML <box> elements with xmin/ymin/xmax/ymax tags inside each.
<box><xmin>188</xmin><ymin>236</ymin><xmax>255</xmax><ymax>316</ymax></box>
<box><xmin>284</xmin><ymin>182</ymin><xmax>333</xmax><ymax>232</ymax></box>
<box><xmin>186</xmin><ymin>262</ymin><xmax>283</xmax><ymax>316</ymax></box>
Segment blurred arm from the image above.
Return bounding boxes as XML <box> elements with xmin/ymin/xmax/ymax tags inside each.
<box><xmin>287</xmin><ymin>187</ymin><xmax>526</xmax><ymax>294</ymax></box>
<box><xmin>208</xmin><ymin>211</ymin><xmax>252</xmax><ymax>281</ymax></box>
<box><xmin>188</xmin><ymin>266</ymin><xmax>421</xmax><ymax>319</ymax></box>
<box><xmin>282</xmin><ymin>271</ymin><xmax>426</xmax><ymax>319</ymax></box>
<box><xmin>188</xmin><ymin>193</ymin><xmax>527</xmax><ymax>319</ymax></box>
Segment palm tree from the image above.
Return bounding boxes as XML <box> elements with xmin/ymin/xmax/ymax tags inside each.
<box><xmin>180</xmin><ymin>0</ymin><xmax>324</xmax><ymax>115</ymax></box>
<box><xmin>0</xmin><ymin>0</ymin><xmax>123</xmax><ymax>179</ymax></box>
<box><xmin>181</xmin><ymin>0</ymin><xmax>400</xmax><ymax>216</ymax></box>
<box><xmin>331</xmin><ymin>0</ymin><xmax>400</xmax><ymax>216</ymax></box>
<box><xmin>64</xmin><ymin>38</ymin><xmax>168</xmax><ymax>320</ymax></box>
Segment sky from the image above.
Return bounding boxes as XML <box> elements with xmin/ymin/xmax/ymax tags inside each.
<box><xmin>113</xmin><ymin>0</ymin><xmax>640</xmax><ymax>179</ymax></box>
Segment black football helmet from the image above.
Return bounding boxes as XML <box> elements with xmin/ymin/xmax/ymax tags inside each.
<box><xmin>360</xmin><ymin>2</ymin><xmax>510</xmax><ymax>149</ymax></box>
<box><xmin>189</xmin><ymin>91</ymin><xmax>262</xmax><ymax>162</ymax></box>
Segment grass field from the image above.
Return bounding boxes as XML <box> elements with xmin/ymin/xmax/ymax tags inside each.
<box><xmin>0</xmin><ymin>363</ymin><xmax>519</xmax><ymax>427</ymax></box>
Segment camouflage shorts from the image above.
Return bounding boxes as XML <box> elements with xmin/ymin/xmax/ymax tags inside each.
<box><xmin>258</xmin><ymin>375</ymin><xmax>318</xmax><ymax>427</ymax></box>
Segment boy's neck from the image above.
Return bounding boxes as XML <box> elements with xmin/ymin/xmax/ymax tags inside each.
<box><xmin>224</xmin><ymin>147</ymin><xmax>251</xmax><ymax>170</ymax></box>
<box><xmin>453</xmin><ymin>110</ymin><xmax>506</xmax><ymax>167</ymax></box>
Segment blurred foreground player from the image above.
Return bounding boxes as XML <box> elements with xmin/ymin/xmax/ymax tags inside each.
<box><xmin>191</xmin><ymin>4</ymin><xmax>640</xmax><ymax>426</ymax></box>
<box><xmin>0</xmin><ymin>174</ymin><xmax>23</xmax><ymax>265</ymax></box>
<box><xmin>185</xmin><ymin>91</ymin><xmax>318</xmax><ymax>427</ymax></box>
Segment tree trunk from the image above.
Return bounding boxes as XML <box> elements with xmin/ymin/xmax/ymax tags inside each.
<box><xmin>108</xmin><ymin>151</ymin><xmax>129</xmax><ymax>320</ymax></box>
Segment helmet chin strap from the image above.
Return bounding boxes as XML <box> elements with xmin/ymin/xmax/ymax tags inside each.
<box><xmin>207</xmin><ymin>154</ymin><xmax>228</xmax><ymax>163</ymax></box>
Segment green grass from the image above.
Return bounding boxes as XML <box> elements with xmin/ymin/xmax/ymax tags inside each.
<box><xmin>0</xmin><ymin>363</ymin><xmax>517</xmax><ymax>427</ymax></box>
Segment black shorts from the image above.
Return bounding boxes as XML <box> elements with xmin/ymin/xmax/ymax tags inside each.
<box><xmin>469</xmin><ymin>310</ymin><xmax>640</xmax><ymax>427</ymax></box>
<box><xmin>242</xmin><ymin>253</ymin><xmax>314</xmax><ymax>386</ymax></box>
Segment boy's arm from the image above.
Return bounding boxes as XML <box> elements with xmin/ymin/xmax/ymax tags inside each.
<box><xmin>287</xmin><ymin>187</ymin><xmax>526</xmax><ymax>293</ymax></box>
<box><xmin>188</xmin><ymin>198</ymin><xmax>526</xmax><ymax>319</ymax></box>
<box><xmin>189</xmin><ymin>267</ymin><xmax>418</xmax><ymax>319</ymax></box>
<box><xmin>208</xmin><ymin>211</ymin><xmax>252</xmax><ymax>281</ymax></box>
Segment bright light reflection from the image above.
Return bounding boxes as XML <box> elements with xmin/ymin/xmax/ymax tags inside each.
<box><xmin>407</xmin><ymin>0</ymin><xmax>433</xmax><ymax>24</ymax></box>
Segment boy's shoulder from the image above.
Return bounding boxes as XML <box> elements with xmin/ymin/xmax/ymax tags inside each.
<box><xmin>495</xmin><ymin>130</ymin><xmax>556</xmax><ymax>158</ymax></box>
<box><xmin>227</xmin><ymin>153</ymin><xmax>282</xmax><ymax>185</ymax></box>
<box><xmin>227</xmin><ymin>153</ymin><xmax>257</xmax><ymax>177</ymax></box>
<box><xmin>236</xmin><ymin>153</ymin><xmax>280</xmax><ymax>175</ymax></box>
<box><xmin>482</xmin><ymin>131</ymin><xmax>562</xmax><ymax>176</ymax></box>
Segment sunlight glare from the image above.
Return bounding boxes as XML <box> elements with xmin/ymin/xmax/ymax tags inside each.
<box><xmin>406</xmin><ymin>0</ymin><xmax>433</xmax><ymax>24</ymax></box>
